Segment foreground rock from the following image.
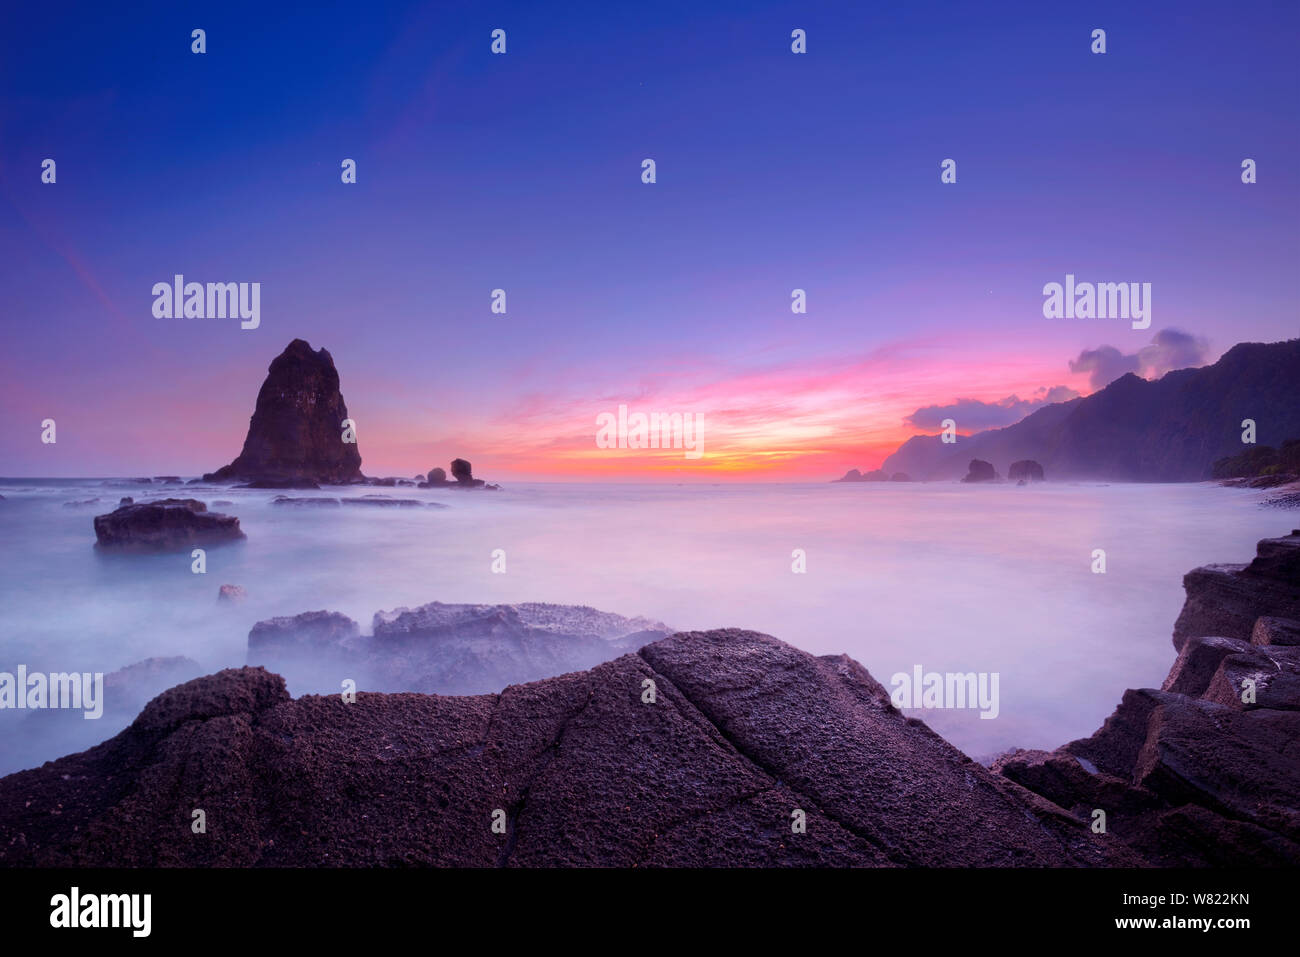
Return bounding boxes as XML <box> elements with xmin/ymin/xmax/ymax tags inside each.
<box><xmin>204</xmin><ymin>339</ymin><xmax>364</xmax><ymax>486</ymax></box>
<box><xmin>1171</xmin><ymin>529</ymin><xmax>1300</xmax><ymax>650</ymax></box>
<box><xmin>996</xmin><ymin>530</ymin><xmax>1300</xmax><ymax>866</ymax></box>
<box><xmin>0</xmin><ymin>632</ymin><xmax>1134</xmax><ymax>867</ymax></box>
<box><xmin>93</xmin><ymin>499</ymin><xmax>244</xmax><ymax>551</ymax></box>
<box><xmin>246</xmin><ymin>601</ymin><xmax>672</xmax><ymax>695</ymax></box>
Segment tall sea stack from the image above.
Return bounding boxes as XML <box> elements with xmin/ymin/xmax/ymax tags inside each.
<box><xmin>205</xmin><ymin>339</ymin><xmax>364</xmax><ymax>485</ymax></box>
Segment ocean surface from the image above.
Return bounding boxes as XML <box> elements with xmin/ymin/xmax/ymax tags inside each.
<box><xmin>0</xmin><ymin>478</ymin><xmax>1288</xmax><ymax>774</ymax></box>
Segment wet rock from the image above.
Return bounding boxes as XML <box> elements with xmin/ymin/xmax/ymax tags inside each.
<box><xmin>1253</xmin><ymin>616</ymin><xmax>1300</xmax><ymax>646</ymax></box>
<box><xmin>93</xmin><ymin>499</ymin><xmax>244</xmax><ymax>552</ymax></box>
<box><xmin>1172</xmin><ymin>530</ymin><xmax>1300</xmax><ymax>649</ymax></box>
<box><xmin>247</xmin><ymin>611</ymin><xmax>362</xmax><ymax>678</ymax></box>
<box><xmin>246</xmin><ymin>601</ymin><xmax>672</xmax><ymax>697</ymax></box>
<box><xmin>1202</xmin><ymin>644</ymin><xmax>1300</xmax><ymax>711</ymax></box>
<box><xmin>218</xmin><ymin>584</ymin><xmax>247</xmax><ymax>603</ymax></box>
<box><xmin>1161</xmin><ymin>635</ymin><xmax>1252</xmax><ymax>697</ymax></box>
<box><xmin>240</xmin><ymin>478</ymin><xmax>321</xmax><ymax>490</ymax></box>
<box><xmin>341</xmin><ymin>497</ymin><xmax>424</xmax><ymax>508</ymax></box>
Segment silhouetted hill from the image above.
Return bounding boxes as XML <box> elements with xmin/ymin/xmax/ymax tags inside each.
<box><xmin>881</xmin><ymin>340</ymin><xmax>1300</xmax><ymax>481</ymax></box>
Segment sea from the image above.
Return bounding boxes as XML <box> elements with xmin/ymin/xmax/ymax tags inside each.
<box><xmin>0</xmin><ymin>477</ymin><xmax>1287</xmax><ymax>774</ymax></box>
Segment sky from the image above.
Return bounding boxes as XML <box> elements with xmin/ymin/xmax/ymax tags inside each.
<box><xmin>1</xmin><ymin>0</ymin><xmax>1296</xmax><ymax>480</ymax></box>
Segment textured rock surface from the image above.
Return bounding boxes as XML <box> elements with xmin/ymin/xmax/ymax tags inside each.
<box><xmin>1172</xmin><ymin>529</ymin><xmax>1300</xmax><ymax>650</ymax></box>
<box><xmin>997</xmin><ymin>530</ymin><xmax>1300</xmax><ymax>866</ymax></box>
<box><xmin>204</xmin><ymin>339</ymin><xmax>363</xmax><ymax>485</ymax></box>
<box><xmin>0</xmin><ymin>632</ymin><xmax>1136</xmax><ymax>867</ymax></box>
<box><xmin>93</xmin><ymin>499</ymin><xmax>244</xmax><ymax>551</ymax></box>
<box><xmin>246</xmin><ymin>602</ymin><xmax>671</xmax><ymax>696</ymax></box>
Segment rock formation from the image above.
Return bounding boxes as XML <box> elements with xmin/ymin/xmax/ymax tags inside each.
<box><xmin>245</xmin><ymin>601</ymin><xmax>672</xmax><ymax>696</ymax></box>
<box><xmin>93</xmin><ymin>499</ymin><xmax>244</xmax><ymax>551</ymax></box>
<box><xmin>995</xmin><ymin>530</ymin><xmax>1300</xmax><ymax>866</ymax></box>
<box><xmin>960</xmin><ymin>459</ymin><xmax>998</xmax><ymax>483</ymax></box>
<box><xmin>0</xmin><ymin>632</ymin><xmax>1134</xmax><ymax>867</ymax></box>
<box><xmin>833</xmin><ymin>468</ymin><xmax>887</xmax><ymax>482</ymax></box>
<box><xmin>1171</xmin><ymin>528</ymin><xmax>1300</xmax><ymax>650</ymax></box>
<box><xmin>1008</xmin><ymin>460</ymin><xmax>1045</xmax><ymax>482</ymax></box>
<box><xmin>421</xmin><ymin>459</ymin><xmax>499</xmax><ymax>489</ymax></box>
<box><xmin>204</xmin><ymin>339</ymin><xmax>364</xmax><ymax>486</ymax></box>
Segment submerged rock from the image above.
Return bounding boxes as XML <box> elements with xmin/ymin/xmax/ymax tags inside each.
<box><xmin>246</xmin><ymin>601</ymin><xmax>672</xmax><ymax>697</ymax></box>
<box><xmin>340</xmin><ymin>496</ymin><xmax>424</xmax><ymax>508</ymax></box>
<box><xmin>93</xmin><ymin>499</ymin><xmax>244</xmax><ymax>552</ymax></box>
<box><xmin>240</xmin><ymin>478</ymin><xmax>321</xmax><ymax>490</ymax></box>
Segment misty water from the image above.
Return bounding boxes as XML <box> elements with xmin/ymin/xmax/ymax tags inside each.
<box><xmin>0</xmin><ymin>478</ymin><xmax>1288</xmax><ymax>775</ymax></box>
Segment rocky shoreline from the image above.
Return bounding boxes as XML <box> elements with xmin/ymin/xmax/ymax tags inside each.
<box><xmin>1</xmin><ymin>532</ymin><xmax>1296</xmax><ymax>866</ymax></box>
